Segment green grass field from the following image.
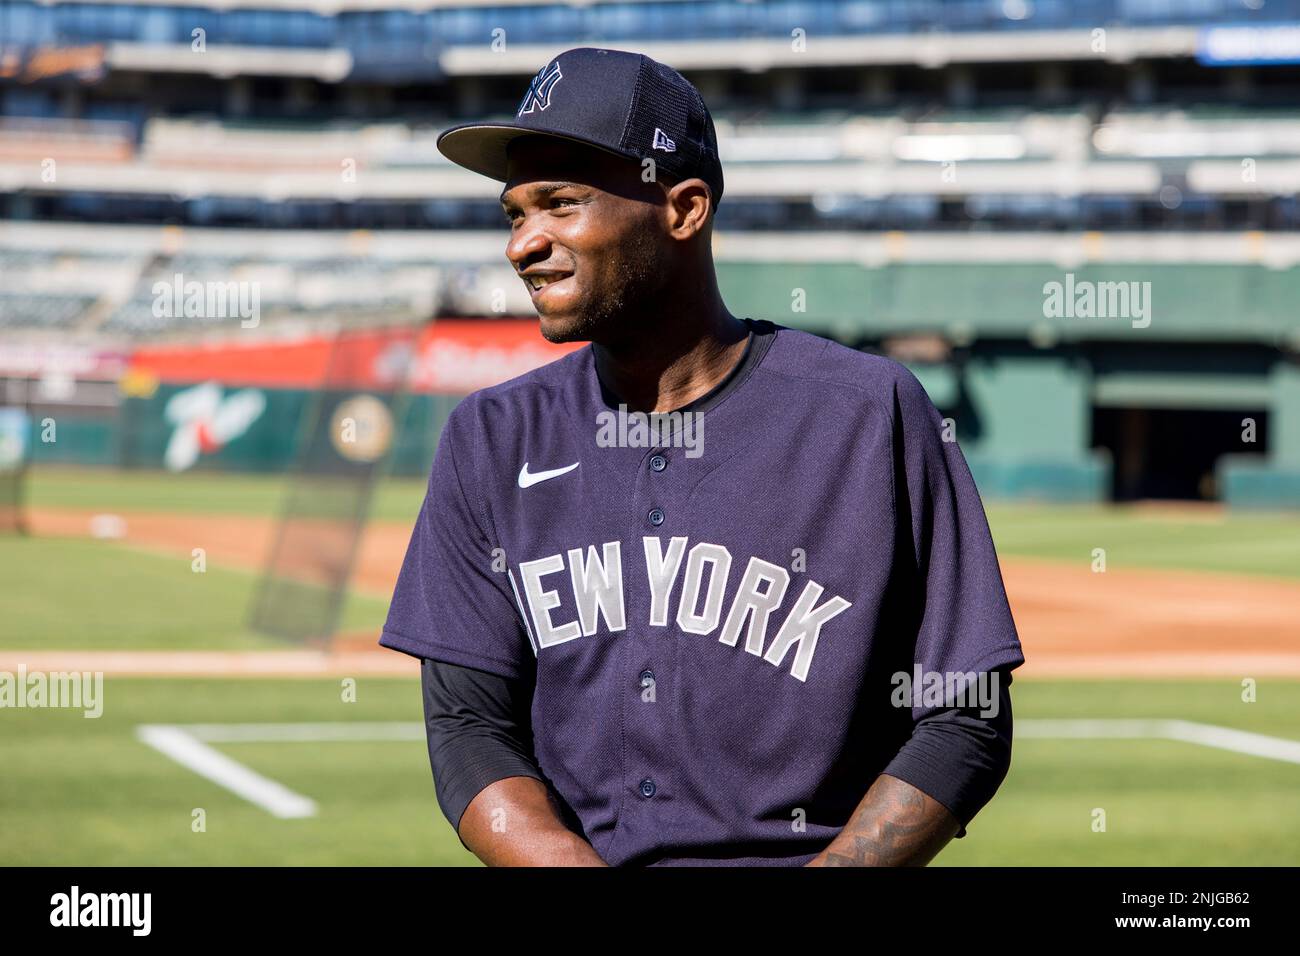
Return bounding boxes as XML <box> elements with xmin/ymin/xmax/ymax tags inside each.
<box><xmin>4</xmin><ymin>465</ymin><xmax>1299</xmax><ymax>865</ymax></box>
<box><xmin>0</xmin><ymin>536</ymin><xmax>392</xmax><ymax>648</ymax></box>
<box><xmin>0</xmin><ymin>677</ymin><xmax>473</xmax><ymax>866</ymax></box>
<box><xmin>938</xmin><ymin>681</ymin><xmax>1300</xmax><ymax>866</ymax></box>
<box><xmin>984</xmin><ymin>503</ymin><xmax>1300</xmax><ymax>580</ymax></box>
<box><xmin>24</xmin><ymin>464</ymin><xmax>428</xmax><ymax>525</ymax></box>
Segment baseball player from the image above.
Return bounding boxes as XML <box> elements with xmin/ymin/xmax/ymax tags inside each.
<box><xmin>381</xmin><ymin>47</ymin><xmax>1024</xmax><ymax>866</ymax></box>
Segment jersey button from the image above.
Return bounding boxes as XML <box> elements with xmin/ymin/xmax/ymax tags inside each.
<box><xmin>638</xmin><ymin>669</ymin><xmax>655</xmax><ymax>686</ymax></box>
<box><xmin>649</xmin><ymin>454</ymin><xmax>667</xmax><ymax>472</ymax></box>
<box><xmin>648</xmin><ymin>508</ymin><xmax>665</xmax><ymax>526</ymax></box>
<box><xmin>639</xmin><ymin>778</ymin><xmax>656</xmax><ymax>798</ymax></box>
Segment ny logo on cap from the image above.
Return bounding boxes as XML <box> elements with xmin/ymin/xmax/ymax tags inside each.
<box><xmin>652</xmin><ymin>127</ymin><xmax>677</xmax><ymax>152</ymax></box>
<box><xmin>517</xmin><ymin>61</ymin><xmax>564</xmax><ymax>117</ymax></box>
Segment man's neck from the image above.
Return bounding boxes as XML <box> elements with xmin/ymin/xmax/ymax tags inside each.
<box><xmin>592</xmin><ymin>306</ymin><xmax>749</xmax><ymax>414</ymax></box>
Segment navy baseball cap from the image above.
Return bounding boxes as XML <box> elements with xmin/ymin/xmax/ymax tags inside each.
<box><xmin>437</xmin><ymin>47</ymin><xmax>724</xmax><ymax>209</ymax></box>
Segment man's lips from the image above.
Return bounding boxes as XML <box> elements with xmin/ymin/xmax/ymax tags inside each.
<box><xmin>525</xmin><ymin>273</ymin><xmax>574</xmax><ymax>306</ymax></box>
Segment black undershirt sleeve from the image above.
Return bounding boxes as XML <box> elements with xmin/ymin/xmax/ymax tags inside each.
<box><xmin>880</xmin><ymin>669</ymin><xmax>1016</xmax><ymax>838</ymax></box>
<box><xmin>420</xmin><ymin>657</ymin><xmax>544</xmax><ymax>841</ymax></box>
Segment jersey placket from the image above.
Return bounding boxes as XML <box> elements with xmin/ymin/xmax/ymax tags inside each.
<box><xmin>611</xmin><ymin>439</ymin><xmax>689</xmax><ymax>865</ymax></box>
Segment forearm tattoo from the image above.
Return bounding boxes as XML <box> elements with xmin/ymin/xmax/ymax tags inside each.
<box><xmin>818</xmin><ymin>774</ymin><xmax>960</xmax><ymax>867</ymax></box>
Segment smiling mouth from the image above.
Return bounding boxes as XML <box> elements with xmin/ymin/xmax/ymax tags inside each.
<box><xmin>524</xmin><ymin>273</ymin><xmax>572</xmax><ymax>292</ymax></box>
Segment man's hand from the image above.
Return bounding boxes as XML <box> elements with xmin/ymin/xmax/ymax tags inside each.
<box><xmin>459</xmin><ymin>776</ymin><xmax>609</xmax><ymax>866</ymax></box>
<box><xmin>804</xmin><ymin>773</ymin><xmax>960</xmax><ymax>867</ymax></box>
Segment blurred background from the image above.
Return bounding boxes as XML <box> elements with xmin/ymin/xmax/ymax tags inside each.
<box><xmin>1</xmin><ymin>0</ymin><xmax>1298</xmax><ymax>867</ymax></box>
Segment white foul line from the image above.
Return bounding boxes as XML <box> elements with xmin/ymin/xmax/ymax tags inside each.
<box><xmin>1019</xmin><ymin>719</ymin><xmax>1300</xmax><ymax>765</ymax></box>
<box><xmin>136</xmin><ymin>724</ymin><xmax>319</xmax><ymax>819</ymax></box>
<box><xmin>180</xmin><ymin>722</ymin><xmax>424</xmax><ymax>744</ymax></box>
<box><xmin>137</xmin><ymin>718</ymin><xmax>1300</xmax><ymax>819</ymax></box>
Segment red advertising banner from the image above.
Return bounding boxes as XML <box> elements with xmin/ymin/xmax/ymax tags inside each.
<box><xmin>126</xmin><ymin>320</ymin><xmax>583</xmax><ymax>394</ymax></box>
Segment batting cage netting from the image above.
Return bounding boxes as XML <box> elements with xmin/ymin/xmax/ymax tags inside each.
<box><xmin>247</xmin><ymin>323</ymin><xmax>421</xmax><ymax>644</ymax></box>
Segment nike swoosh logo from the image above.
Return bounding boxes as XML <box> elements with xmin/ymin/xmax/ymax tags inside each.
<box><xmin>517</xmin><ymin>461</ymin><xmax>580</xmax><ymax>488</ymax></box>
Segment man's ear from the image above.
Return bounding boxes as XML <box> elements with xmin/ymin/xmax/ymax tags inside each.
<box><xmin>663</xmin><ymin>177</ymin><xmax>712</xmax><ymax>239</ymax></box>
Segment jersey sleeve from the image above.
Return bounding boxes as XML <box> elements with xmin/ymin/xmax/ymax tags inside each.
<box><xmin>890</xmin><ymin>365</ymin><xmax>1025</xmax><ymax>715</ymax></box>
<box><xmin>380</xmin><ymin>401</ymin><xmax>534</xmax><ymax>680</ymax></box>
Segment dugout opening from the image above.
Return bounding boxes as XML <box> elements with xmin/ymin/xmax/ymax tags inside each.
<box><xmin>1091</xmin><ymin>406</ymin><xmax>1269</xmax><ymax>502</ymax></box>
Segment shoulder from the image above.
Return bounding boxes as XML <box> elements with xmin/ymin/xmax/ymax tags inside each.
<box><xmin>758</xmin><ymin>324</ymin><xmax>936</xmax><ymax>421</ymax></box>
<box><xmin>427</xmin><ymin>345</ymin><xmax>590</xmax><ymax>504</ymax></box>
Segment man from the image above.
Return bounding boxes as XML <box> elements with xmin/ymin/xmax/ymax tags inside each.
<box><xmin>381</xmin><ymin>47</ymin><xmax>1024</xmax><ymax>866</ymax></box>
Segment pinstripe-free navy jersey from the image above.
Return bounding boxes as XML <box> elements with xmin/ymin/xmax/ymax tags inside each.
<box><xmin>381</xmin><ymin>318</ymin><xmax>1023</xmax><ymax>866</ymax></box>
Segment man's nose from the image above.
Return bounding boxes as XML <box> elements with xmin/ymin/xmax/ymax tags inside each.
<box><xmin>506</xmin><ymin>217</ymin><xmax>551</xmax><ymax>270</ymax></box>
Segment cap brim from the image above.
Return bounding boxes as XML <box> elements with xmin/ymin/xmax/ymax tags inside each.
<box><xmin>437</xmin><ymin>122</ymin><xmax>640</xmax><ymax>183</ymax></box>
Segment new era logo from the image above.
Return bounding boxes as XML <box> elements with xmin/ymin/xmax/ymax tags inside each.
<box><xmin>652</xmin><ymin>128</ymin><xmax>676</xmax><ymax>152</ymax></box>
<box><xmin>518</xmin><ymin>61</ymin><xmax>563</xmax><ymax>117</ymax></box>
